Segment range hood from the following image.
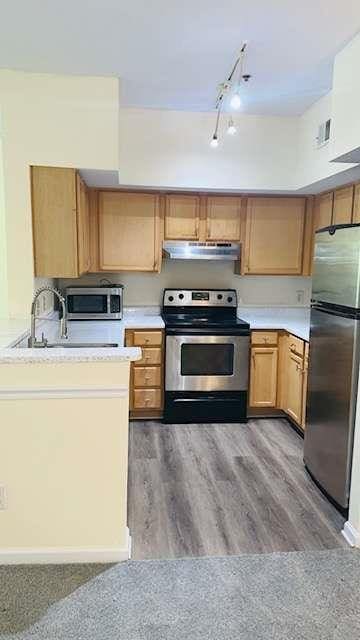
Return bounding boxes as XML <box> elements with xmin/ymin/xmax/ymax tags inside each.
<box><xmin>163</xmin><ymin>241</ymin><xmax>240</xmax><ymax>261</ymax></box>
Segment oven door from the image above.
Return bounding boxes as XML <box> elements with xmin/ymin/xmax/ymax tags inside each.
<box><xmin>165</xmin><ymin>334</ymin><xmax>249</xmax><ymax>392</ymax></box>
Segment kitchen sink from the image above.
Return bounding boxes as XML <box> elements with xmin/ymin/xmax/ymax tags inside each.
<box><xmin>43</xmin><ymin>342</ymin><xmax>119</xmax><ymax>348</ymax></box>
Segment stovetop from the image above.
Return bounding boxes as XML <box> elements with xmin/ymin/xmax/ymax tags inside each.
<box><xmin>162</xmin><ymin>311</ymin><xmax>250</xmax><ymax>330</ymax></box>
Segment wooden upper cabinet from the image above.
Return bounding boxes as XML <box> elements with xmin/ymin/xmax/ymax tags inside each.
<box><xmin>352</xmin><ymin>183</ymin><xmax>360</xmax><ymax>223</ymax></box>
<box><xmin>98</xmin><ymin>191</ymin><xmax>162</xmax><ymax>272</ymax></box>
<box><xmin>249</xmin><ymin>346</ymin><xmax>278</xmax><ymax>407</ymax></box>
<box><xmin>31</xmin><ymin>166</ymin><xmax>90</xmax><ymax>278</ymax></box>
<box><xmin>244</xmin><ymin>197</ymin><xmax>306</xmax><ymax>275</ymax></box>
<box><xmin>165</xmin><ymin>194</ymin><xmax>200</xmax><ymax>240</ymax></box>
<box><xmin>313</xmin><ymin>192</ymin><xmax>333</xmax><ymax>231</ymax></box>
<box><xmin>76</xmin><ymin>174</ymin><xmax>91</xmax><ymax>274</ymax></box>
<box><xmin>332</xmin><ymin>185</ymin><xmax>354</xmax><ymax>226</ymax></box>
<box><xmin>205</xmin><ymin>196</ymin><xmax>242</xmax><ymax>241</ymax></box>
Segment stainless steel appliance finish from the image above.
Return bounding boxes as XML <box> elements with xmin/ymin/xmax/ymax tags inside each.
<box><xmin>312</xmin><ymin>225</ymin><xmax>360</xmax><ymax>308</ymax></box>
<box><xmin>166</xmin><ymin>334</ymin><xmax>249</xmax><ymax>392</ymax></box>
<box><xmin>304</xmin><ymin>224</ymin><xmax>360</xmax><ymax>511</ymax></box>
<box><xmin>66</xmin><ymin>286</ymin><xmax>123</xmax><ymax>320</ymax></box>
<box><xmin>163</xmin><ymin>289</ymin><xmax>237</xmax><ymax>307</ymax></box>
<box><xmin>304</xmin><ymin>306</ymin><xmax>360</xmax><ymax>508</ymax></box>
<box><xmin>162</xmin><ymin>288</ymin><xmax>250</xmax><ymax>423</ymax></box>
<box><xmin>163</xmin><ymin>241</ymin><xmax>240</xmax><ymax>261</ymax></box>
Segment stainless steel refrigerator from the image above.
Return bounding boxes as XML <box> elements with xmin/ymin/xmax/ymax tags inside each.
<box><xmin>304</xmin><ymin>224</ymin><xmax>360</xmax><ymax>512</ymax></box>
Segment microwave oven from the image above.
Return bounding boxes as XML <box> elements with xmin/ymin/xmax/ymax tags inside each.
<box><xmin>65</xmin><ymin>286</ymin><xmax>123</xmax><ymax>320</ymax></box>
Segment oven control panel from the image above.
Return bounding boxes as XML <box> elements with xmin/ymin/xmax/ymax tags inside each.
<box><xmin>163</xmin><ymin>289</ymin><xmax>237</xmax><ymax>307</ymax></box>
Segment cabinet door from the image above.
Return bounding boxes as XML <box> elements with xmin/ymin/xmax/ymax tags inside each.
<box><xmin>352</xmin><ymin>183</ymin><xmax>360</xmax><ymax>223</ymax></box>
<box><xmin>285</xmin><ymin>351</ymin><xmax>304</xmax><ymax>425</ymax></box>
<box><xmin>301</xmin><ymin>343</ymin><xmax>309</xmax><ymax>430</ymax></box>
<box><xmin>76</xmin><ymin>174</ymin><xmax>90</xmax><ymax>274</ymax></box>
<box><xmin>333</xmin><ymin>185</ymin><xmax>354</xmax><ymax>226</ymax></box>
<box><xmin>244</xmin><ymin>198</ymin><xmax>306</xmax><ymax>275</ymax></box>
<box><xmin>313</xmin><ymin>192</ymin><xmax>333</xmax><ymax>230</ymax></box>
<box><xmin>31</xmin><ymin>166</ymin><xmax>79</xmax><ymax>277</ymax></box>
<box><xmin>165</xmin><ymin>194</ymin><xmax>200</xmax><ymax>240</ymax></box>
<box><xmin>206</xmin><ymin>196</ymin><xmax>242</xmax><ymax>241</ymax></box>
<box><xmin>249</xmin><ymin>347</ymin><xmax>278</xmax><ymax>407</ymax></box>
<box><xmin>99</xmin><ymin>192</ymin><xmax>161</xmax><ymax>271</ymax></box>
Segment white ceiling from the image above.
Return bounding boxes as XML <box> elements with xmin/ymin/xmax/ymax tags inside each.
<box><xmin>1</xmin><ymin>1</ymin><xmax>360</xmax><ymax>115</ymax></box>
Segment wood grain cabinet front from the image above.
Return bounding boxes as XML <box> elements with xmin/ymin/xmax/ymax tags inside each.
<box><xmin>249</xmin><ymin>345</ymin><xmax>278</xmax><ymax>408</ymax></box>
<box><xmin>352</xmin><ymin>183</ymin><xmax>360</xmax><ymax>223</ymax></box>
<box><xmin>126</xmin><ymin>329</ymin><xmax>164</xmax><ymax>418</ymax></box>
<box><xmin>333</xmin><ymin>185</ymin><xmax>354</xmax><ymax>226</ymax></box>
<box><xmin>98</xmin><ymin>191</ymin><xmax>162</xmax><ymax>272</ymax></box>
<box><xmin>205</xmin><ymin>196</ymin><xmax>242</xmax><ymax>241</ymax></box>
<box><xmin>31</xmin><ymin>166</ymin><xmax>90</xmax><ymax>277</ymax></box>
<box><xmin>313</xmin><ymin>192</ymin><xmax>333</xmax><ymax>231</ymax></box>
<box><xmin>244</xmin><ymin>197</ymin><xmax>306</xmax><ymax>275</ymax></box>
<box><xmin>165</xmin><ymin>194</ymin><xmax>200</xmax><ymax>240</ymax></box>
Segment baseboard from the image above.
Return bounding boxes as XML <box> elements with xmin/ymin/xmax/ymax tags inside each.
<box><xmin>0</xmin><ymin>528</ymin><xmax>132</xmax><ymax>565</ymax></box>
<box><xmin>342</xmin><ymin>521</ymin><xmax>360</xmax><ymax>547</ymax></box>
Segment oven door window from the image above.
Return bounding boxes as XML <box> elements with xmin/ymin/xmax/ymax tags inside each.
<box><xmin>67</xmin><ymin>295</ymin><xmax>107</xmax><ymax>314</ymax></box>
<box><xmin>181</xmin><ymin>343</ymin><xmax>234</xmax><ymax>376</ymax></box>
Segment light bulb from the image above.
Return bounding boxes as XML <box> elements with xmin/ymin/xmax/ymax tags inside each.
<box><xmin>210</xmin><ymin>135</ymin><xmax>219</xmax><ymax>148</ymax></box>
<box><xmin>227</xmin><ymin>119</ymin><xmax>237</xmax><ymax>135</ymax></box>
<box><xmin>230</xmin><ymin>91</ymin><xmax>241</xmax><ymax>110</ymax></box>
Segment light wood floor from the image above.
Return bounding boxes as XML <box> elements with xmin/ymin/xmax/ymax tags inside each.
<box><xmin>128</xmin><ymin>419</ymin><xmax>347</xmax><ymax>560</ymax></box>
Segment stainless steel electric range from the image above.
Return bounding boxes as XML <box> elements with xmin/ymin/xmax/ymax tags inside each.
<box><xmin>162</xmin><ymin>289</ymin><xmax>250</xmax><ymax>423</ymax></box>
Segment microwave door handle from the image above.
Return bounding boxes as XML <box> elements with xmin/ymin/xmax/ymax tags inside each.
<box><xmin>107</xmin><ymin>294</ymin><xmax>111</xmax><ymax>314</ymax></box>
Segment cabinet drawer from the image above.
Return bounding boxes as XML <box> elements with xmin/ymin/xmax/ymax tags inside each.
<box><xmin>251</xmin><ymin>331</ymin><xmax>278</xmax><ymax>346</ymax></box>
<box><xmin>133</xmin><ymin>388</ymin><xmax>162</xmax><ymax>409</ymax></box>
<box><xmin>133</xmin><ymin>366</ymin><xmax>162</xmax><ymax>387</ymax></box>
<box><xmin>288</xmin><ymin>334</ymin><xmax>304</xmax><ymax>357</ymax></box>
<box><xmin>135</xmin><ymin>347</ymin><xmax>162</xmax><ymax>366</ymax></box>
<box><xmin>132</xmin><ymin>331</ymin><xmax>163</xmax><ymax>346</ymax></box>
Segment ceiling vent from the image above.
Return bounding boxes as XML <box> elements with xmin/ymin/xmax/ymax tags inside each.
<box><xmin>316</xmin><ymin>118</ymin><xmax>331</xmax><ymax>148</ymax></box>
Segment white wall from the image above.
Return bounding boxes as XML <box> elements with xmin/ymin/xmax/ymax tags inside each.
<box><xmin>331</xmin><ymin>31</ymin><xmax>360</xmax><ymax>163</ymax></box>
<box><xmin>59</xmin><ymin>262</ymin><xmax>311</xmax><ymax>308</ymax></box>
<box><xmin>0</xmin><ymin>70</ymin><xmax>119</xmax><ymax>319</ymax></box>
<box><xmin>295</xmin><ymin>92</ymin><xmax>357</xmax><ymax>189</ymax></box>
<box><xmin>118</xmin><ymin>102</ymin><xmax>359</xmax><ymax>193</ymax></box>
<box><xmin>118</xmin><ymin>108</ymin><xmax>300</xmax><ymax>191</ymax></box>
<box><xmin>0</xmin><ymin>115</ymin><xmax>8</xmax><ymax>318</ymax></box>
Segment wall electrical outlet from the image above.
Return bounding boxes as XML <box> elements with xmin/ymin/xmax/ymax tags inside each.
<box><xmin>296</xmin><ymin>290</ymin><xmax>305</xmax><ymax>304</ymax></box>
<box><xmin>0</xmin><ymin>485</ymin><xmax>7</xmax><ymax>510</ymax></box>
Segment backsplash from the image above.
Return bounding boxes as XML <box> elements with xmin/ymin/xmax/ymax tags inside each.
<box><xmin>58</xmin><ymin>261</ymin><xmax>312</xmax><ymax>308</ymax></box>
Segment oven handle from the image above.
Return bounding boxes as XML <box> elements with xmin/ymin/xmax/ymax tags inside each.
<box><xmin>166</xmin><ymin>328</ymin><xmax>250</xmax><ymax>336</ymax></box>
<box><xmin>173</xmin><ymin>397</ymin><xmax>237</xmax><ymax>403</ymax></box>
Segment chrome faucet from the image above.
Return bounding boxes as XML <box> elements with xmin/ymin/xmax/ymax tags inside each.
<box><xmin>28</xmin><ymin>287</ymin><xmax>68</xmax><ymax>348</ymax></box>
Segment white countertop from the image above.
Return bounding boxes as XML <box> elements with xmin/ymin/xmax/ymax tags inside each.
<box><xmin>238</xmin><ymin>307</ymin><xmax>310</xmax><ymax>341</ymax></box>
<box><xmin>0</xmin><ymin>307</ymin><xmax>163</xmax><ymax>364</ymax></box>
<box><xmin>0</xmin><ymin>305</ymin><xmax>309</xmax><ymax>364</ymax></box>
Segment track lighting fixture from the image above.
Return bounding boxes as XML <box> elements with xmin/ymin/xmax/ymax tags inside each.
<box><xmin>230</xmin><ymin>91</ymin><xmax>241</xmax><ymax>110</ymax></box>
<box><xmin>210</xmin><ymin>42</ymin><xmax>251</xmax><ymax>147</ymax></box>
<box><xmin>227</xmin><ymin>117</ymin><xmax>237</xmax><ymax>135</ymax></box>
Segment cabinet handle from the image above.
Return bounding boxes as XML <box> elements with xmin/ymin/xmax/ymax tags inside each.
<box><xmin>263</xmin><ymin>337</ymin><xmax>268</xmax><ymax>343</ymax></box>
<box><xmin>252</xmin><ymin>354</ymin><xmax>256</xmax><ymax>368</ymax></box>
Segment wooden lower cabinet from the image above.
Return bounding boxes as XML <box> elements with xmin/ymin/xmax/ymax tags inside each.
<box><xmin>249</xmin><ymin>330</ymin><xmax>308</xmax><ymax>431</ymax></box>
<box><xmin>284</xmin><ymin>351</ymin><xmax>303</xmax><ymax>425</ymax></box>
<box><xmin>278</xmin><ymin>333</ymin><xmax>308</xmax><ymax>430</ymax></box>
<box><xmin>249</xmin><ymin>345</ymin><xmax>278</xmax><ymax>407</ymax></box>
<box><xmin>125</xmin><ymin>328</ymin><xmax>164</xmax><ymax>418</ymax></box>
